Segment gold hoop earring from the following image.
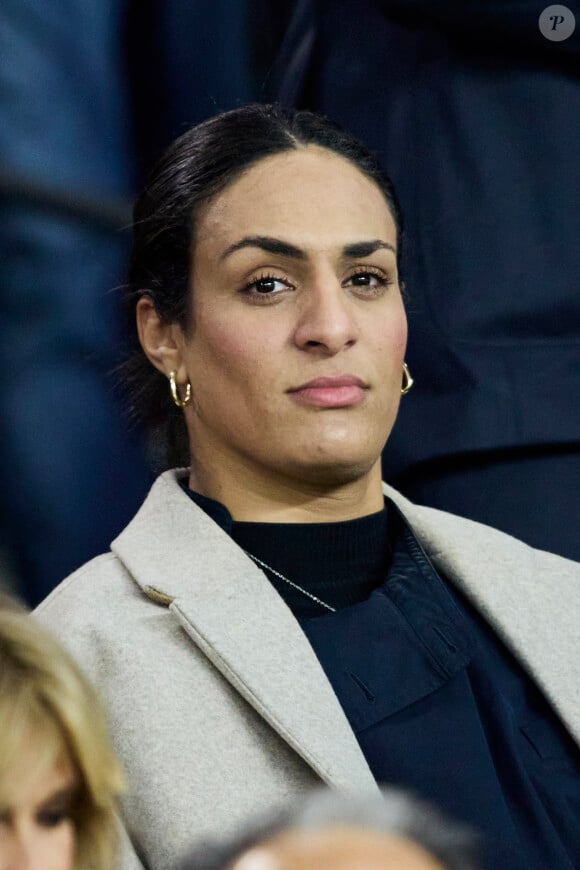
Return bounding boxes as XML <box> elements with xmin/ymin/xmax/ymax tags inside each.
<box><xmin>169</xmin><ymin>370</ymin><xmax>192</xmax><ymax>408</ymax></box>
<box><xmin>401</xmin><ymin>362</ymin><xmax>414</xmax><ymax>395</ymax></box>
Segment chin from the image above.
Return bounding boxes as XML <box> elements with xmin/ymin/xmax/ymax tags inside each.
<box><xmin>285</xmin><ymin>450</ymin><xmax>381</xmax><ymax>488</ymax></box>
<box><xmin>295</xmin><ymin>427</ymin><xmax>388</xmax><ymax>478</ymax></box>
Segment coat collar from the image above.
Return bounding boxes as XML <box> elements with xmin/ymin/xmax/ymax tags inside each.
<box><xmin>111</xmin><ymin>470</ymin><xmax>378</xmax><ymax>794</ymax></box>
<box><xmin>383</xmin><ymin>483</ymin><xmax>580</xmax><ymax>747</ymax></box>
<box><xmin>112</xmin><ymin>469</ymin><xmax>580</xmax><ymax>779</ymax></box>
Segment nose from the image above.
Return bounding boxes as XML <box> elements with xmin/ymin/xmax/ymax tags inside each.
<box><xmin>293</xmin><ymin>275</ymin><xmax>358</xmax><ymax>355</ymax></box>
<box><xmin>2</xmin><ymin>830</ymin><xmax>47</xmax><ymax>870</ymax></box>
<box><xmin>3</xmin><ymin>839</ymin><xmax>33</xmax><ymax>870</ymax></box>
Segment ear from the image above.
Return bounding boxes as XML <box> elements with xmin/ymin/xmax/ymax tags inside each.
<box><xmin>136</xmin><ymin>296</ymin><xmax>188</xmax><ymax>382</ymax></box>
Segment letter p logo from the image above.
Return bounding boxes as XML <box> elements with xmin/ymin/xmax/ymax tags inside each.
<box><xmin>539</xmin><ymin>5</ymin><xmax>576</xmax><ymax>41</ymax></box>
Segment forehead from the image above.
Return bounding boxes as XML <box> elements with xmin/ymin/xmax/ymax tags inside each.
<box><xmin>1</xmin><ymin>747</ymin><xmax>77</xmax><ymax>809</ymax></box>
<box><xmin>195</xmin><ymin>146</ymin><xmax>396</xmax><ymax>254</ymax></box>
<box><xmin>256</xmin><ymin>828</ymin><xmax>444</xmax><ymax>870</ymax></box>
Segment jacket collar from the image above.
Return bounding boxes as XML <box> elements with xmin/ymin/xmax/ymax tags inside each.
<box><xmin>112</xmin><ymin>469</ymin><xmax>580</xmax><ymax>780</ymax></box>
<box><xmin>383</xmin><ymin>484</ymin><xmax>580</xmax><ymax>747</ymax></box>
<box><xmin>112</xmin><ymin>470</ymin><xmax>377</xmax><ymax>794</ymax></box>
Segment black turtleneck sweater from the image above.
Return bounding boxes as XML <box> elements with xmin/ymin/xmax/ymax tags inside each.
<box><xmin>183</xmin><ymin>483</ymin><xmax>580</xmax><ymax>870</ymax></box>
<box><xmin>183</xmin><ymin>484</ymin><xmax>393</xmax><ymax>616</ymax></box>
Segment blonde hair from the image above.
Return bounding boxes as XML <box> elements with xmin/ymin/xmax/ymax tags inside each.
<box><xmin>0</xmin><ymin>609</ymin><xmax>125</xmax><ymax>870</ymax></box>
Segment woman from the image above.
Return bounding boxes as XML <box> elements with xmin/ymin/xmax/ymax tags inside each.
<box><xmin>0</xmin><ymin>607</ymin><xmax>124</xmax><ymax>870</ymax></box>
<box><xmin>36</xmin><ymin>105</ymin><xmax>580</xmax><ymax>870</ymax></box>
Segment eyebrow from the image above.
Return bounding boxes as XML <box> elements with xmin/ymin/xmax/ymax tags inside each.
<box><xmin>220</xmin><ymin>235</ymin><xmax>395</xmax><ymax>261</ymax></box>
<box><xmin>39</xmin><ymin>784</ymin><xmax>78</xmax><ymax>809</ymax></box>
<box><xmin>343</xmin><ymin>239</ymin><xmax>396</xmax><ymax>258</ymax></box>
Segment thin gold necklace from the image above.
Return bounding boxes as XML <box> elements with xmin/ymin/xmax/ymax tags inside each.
<box><xmin>244</xmin><ymin>551</ymin><xmax>337</xmax><ymax>613</ymax></box>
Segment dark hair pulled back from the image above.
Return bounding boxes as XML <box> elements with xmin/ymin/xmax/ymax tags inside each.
<box><xmin>123</xmin><ymin>103</ymin><xmax>403</xmax><ymax>468</ymax></box>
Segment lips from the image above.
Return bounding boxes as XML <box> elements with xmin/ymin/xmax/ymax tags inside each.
<box><xmin>287</xmin><ymin>375</ymin><xmax>368</xmax><ymax>408</ymax></box>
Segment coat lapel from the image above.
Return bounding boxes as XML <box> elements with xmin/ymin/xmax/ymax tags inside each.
<box><xmin>112</xmin><ymin>470</ymin><xmax>377</xmax><ymax>795</ymax></box>
<box><xmin>385</xmin><ymin>484</ymin><xmax>580</xmax><ymax>747</ymax></box>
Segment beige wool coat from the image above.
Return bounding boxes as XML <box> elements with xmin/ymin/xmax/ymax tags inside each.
<box><xmin>35</xmin><ymin>469</ymin><xmax>580</xmax><ymax>870</ymax></box>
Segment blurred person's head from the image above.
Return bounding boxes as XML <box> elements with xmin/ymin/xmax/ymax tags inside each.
<box><xmin>228</xmin><ymin>828</ymin><xmax>448</xmax><ymax>870</ymax></box>
<box><xmin>0</xmin><ymin>611</ymin><xmax>124</xmax><ymax>870</ymax></box>
<box><xmin>179</xmin><ymin>787</ymin><xmax>480</xmax><ymax>870</ymax></box>
<box><xmin>124</xmin><ymin>103</ymin><xmax>407</xmax><ymax>492</ymax></box>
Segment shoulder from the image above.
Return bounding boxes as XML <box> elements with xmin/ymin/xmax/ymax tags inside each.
<box><xmin>35</xmin><ymin>468</ymin><xmax>192</xmax><ymax>620</ymax></box>
<box><xmin>383</xmin><ymin>481</ymin><xmax>580</xmax><ymax>589</ymax></box>
<box><xmin>35</xmin><ymin>552</ymin><xmax>136</xmax><ymax>623</ymax></box>
<box><xmin>33</xmin><ymin>552</ymin><xmax>142</xmax><ymax>670</ymax></box>
<box><xmin>383</xmin><ymin>481</ymin><xmax>519</xmax><ymax>550</ymax></box>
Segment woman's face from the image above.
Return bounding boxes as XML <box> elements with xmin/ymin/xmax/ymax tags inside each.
<box><xmin>0</xmin><ymin>752</ymin><xmax>77</xmax><ymax>870</ymax></box>
<box><xmin>181</xmin><ymin>146</ymin><xmax>407</xmax><ymax>488</ymax></box>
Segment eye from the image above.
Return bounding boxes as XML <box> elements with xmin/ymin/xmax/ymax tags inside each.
<box><xmin>254</xmin><ymin>276</ymin><xmax>287</xmax><ymax>294</ymax></box>
<box><xmin>36</xmin><ymin>789</ymin><xmax>77</xmax><ymax>829</ymax></box>
<box><xmin>344</xmin><ymin>269</ymin><xmax>393</xmax><ymax>295</ymax></box>
<box><xmin>37</xmin><ymin>809</ymin><xmax>72</xmax><ymax>828</ymax></box>
<box><xmin>349</xmin><ymin>272</ymin><xmax>378</xmax><ymax>287</ymax></box>
<box><xmin>241</xmin><ymin>273</ymin><xmax>294</xmax><ymax>302</ymax></box>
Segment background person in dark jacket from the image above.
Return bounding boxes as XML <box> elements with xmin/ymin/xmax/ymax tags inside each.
<box><xmin>274</xmin><ymin>0</ymin><xmax>580</xmax><ymax>560</ymax></box>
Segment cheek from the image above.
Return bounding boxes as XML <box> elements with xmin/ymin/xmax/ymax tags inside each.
<box><xmin>192</xmin><ymin>316</ymin><xmax>278</xmax><ymax>385</ymax></box>
<box><xmin>374</xmin><ymin>307</ymin><xmax>408</xmax><ymax>369</ymax></box>
<box><xmin>390</xmin><ymin>317</ymin><xmax>408</xmax><ymax>362</ymax></box>
<box><xmin>393</xmin><ymin>302</ymin><xmax>409</xmax><ymax>355</ymax></box>
<box><xmin>43</xmin><ymin>821</ymin><xmax>76</xmax><ymax>870</ymax></box>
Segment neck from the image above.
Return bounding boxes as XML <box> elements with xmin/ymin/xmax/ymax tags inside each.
<box><xmin>188</xmin><ymin>456</ymin><xmax>385</xmax><ymax>524</ymax></box>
